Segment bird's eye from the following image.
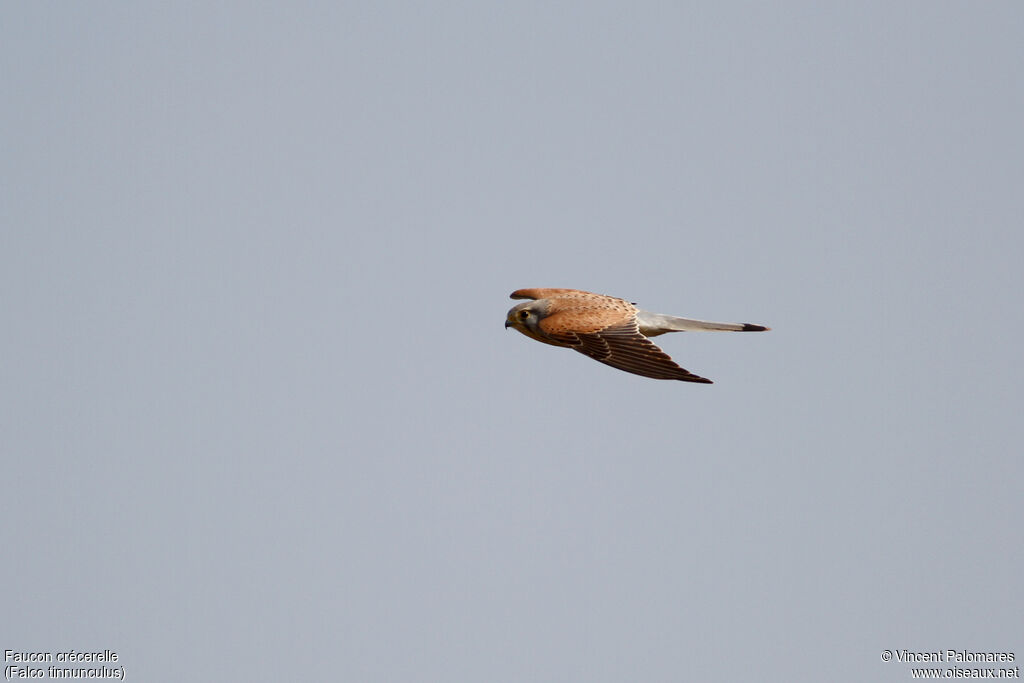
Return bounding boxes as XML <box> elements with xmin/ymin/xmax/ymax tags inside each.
<box><xmin>518</xmin><ymin>310</ymin><xmax>530</xmax><ymax>319</ymax></box>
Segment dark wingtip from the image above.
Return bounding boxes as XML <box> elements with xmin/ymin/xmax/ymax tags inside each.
<box><xmin>742</xmin><ymin>323</ymin><xmax>770</xmax><ymax>332</ymax></box>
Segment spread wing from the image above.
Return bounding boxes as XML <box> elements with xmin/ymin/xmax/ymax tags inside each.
<box><xmin>510</xmin><ymin>288</ymin><xmax>590</xmax><ymax>300</ymax></box>
<box><xmin>543</xmin><ymin>318</ymin><xmax>713</xmax><ymax>383</ymax></box>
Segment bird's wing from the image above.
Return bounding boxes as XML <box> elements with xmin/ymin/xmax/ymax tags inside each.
<box><xmin>510</xmin><ymin>288</ymin><xmax>589</xmax><ymax>300</ymax></box>
<box><xmin>544</xmin><ymin>318</ymin><xmax>713</xmax><ymax>383</ymax></box>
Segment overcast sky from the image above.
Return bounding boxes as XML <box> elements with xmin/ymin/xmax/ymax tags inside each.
<box><xmin>2</xmin><ymin>3</ymin><xmax>1022</xmax><ymax>682</ymax></box>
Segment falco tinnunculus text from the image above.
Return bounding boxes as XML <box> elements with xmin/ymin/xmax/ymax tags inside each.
<box><xmin>505</xmin><ymin>288</ymin><xmax>769</xmax><ymax>383</ymax></box>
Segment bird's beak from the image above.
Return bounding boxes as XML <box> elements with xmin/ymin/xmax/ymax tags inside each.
<box><xmin>504</xmin><ymin>320</ymin><xmax>512</xmax><ymax>329</ymax></box>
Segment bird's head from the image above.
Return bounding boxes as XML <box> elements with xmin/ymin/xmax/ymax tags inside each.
<box><xmin>505</xmin><ymin>299</ymin><xmax>561</xmax><ymax>345</ymax></box>
<box><xmin>505</xmin><ymin>301</ymin><xmax>542</xmax><ymax>332</ymax></box>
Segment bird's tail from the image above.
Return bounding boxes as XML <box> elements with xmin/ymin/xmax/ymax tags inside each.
<box><xmin>637</xmin><ymin>311</ymin><xmax>770</xmax><ymax>336</ymax></box>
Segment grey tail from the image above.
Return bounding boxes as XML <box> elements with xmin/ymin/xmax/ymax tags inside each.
<box><xmin>636</xmin><ymin>311</ymin><xmax>771</xmax><ymax>336</ymax></box>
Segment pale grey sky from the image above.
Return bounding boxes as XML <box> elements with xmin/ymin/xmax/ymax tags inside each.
<box><xmin>2</xmin><ymin>3</ymin><xmax>1022</xmax><ymax>682</ymax></box>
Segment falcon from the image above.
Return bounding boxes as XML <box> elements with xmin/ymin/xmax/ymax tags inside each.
<box><xmin>505</xmin><ymin>288</ymin><xmax>769</xmax><ymax>383</ymax></box>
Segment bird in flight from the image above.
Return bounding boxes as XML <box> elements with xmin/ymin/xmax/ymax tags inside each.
<box><xmin>505</xmin><ymin>288</ymin><xmax>769</xmax><ymax>383</ymax></box>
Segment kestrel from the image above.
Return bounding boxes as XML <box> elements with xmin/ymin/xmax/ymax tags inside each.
<box><xmin>505</xmin><ymin>288</ymin><xmax>769</xmax><ymax>383</ymax></box>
